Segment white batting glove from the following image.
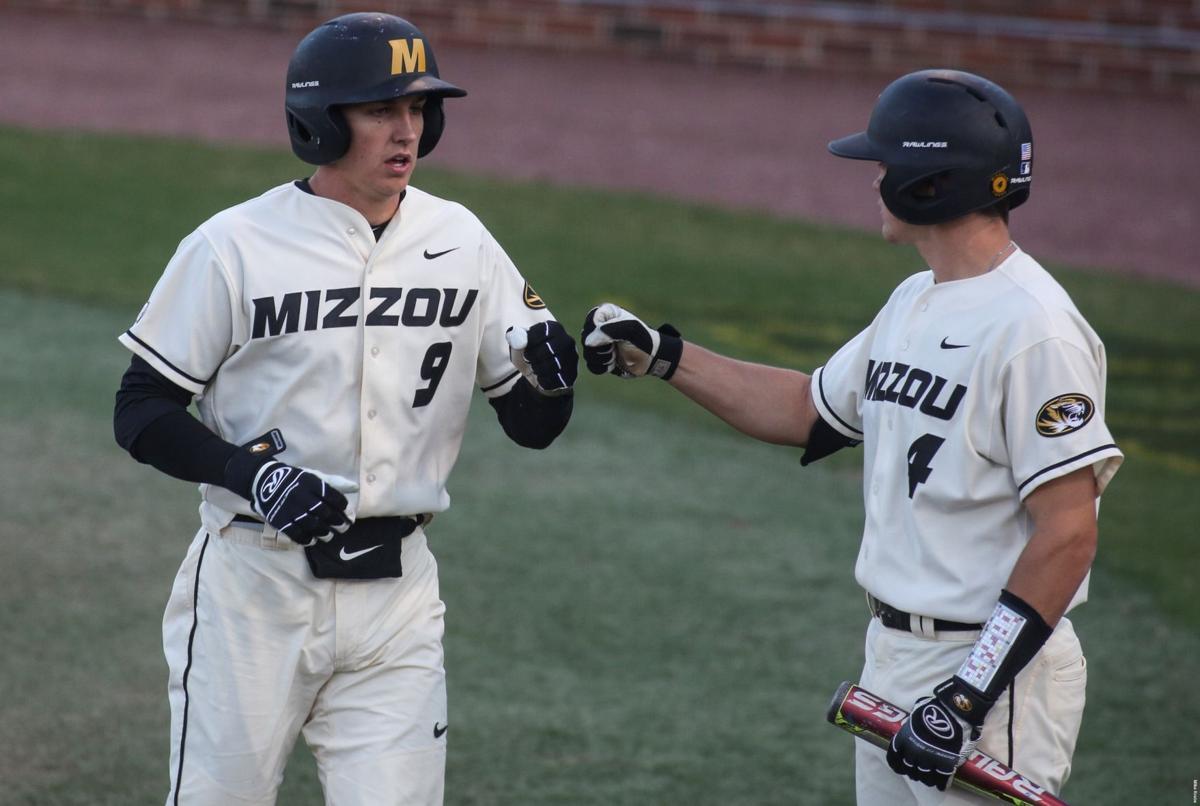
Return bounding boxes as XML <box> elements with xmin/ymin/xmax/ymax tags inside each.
<box><xmin>581</xmin><ymin>303</ymin><xmax>683</xmax><ymax>380</ymax></box>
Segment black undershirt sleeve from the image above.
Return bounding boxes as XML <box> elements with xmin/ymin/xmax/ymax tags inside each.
<box><xmin>800</xmin><ymin>415</ymin><xmax>862</xmax><ymax>466</ymax></box>
<box><xmin>487</xmin><ymin>379</ymin><xmax>573</xmax><ymax>449</ymax></box>
<box><xmin>113</xmin><ymin>355</ymin><xmax>252</xmax><ymax>493</ymax></box>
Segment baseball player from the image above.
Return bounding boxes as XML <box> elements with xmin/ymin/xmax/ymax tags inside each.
<box><xmin>112</xmin><ymin>13</ymin><xmax>577</xmax><ymax>805</ymax></box>
<box><xmin>581</xmin><ymin>69</ymin><xmax>1121</xmax><ymax>804</ymax></box>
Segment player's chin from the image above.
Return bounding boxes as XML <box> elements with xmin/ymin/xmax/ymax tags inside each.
<box><xmin>879</xmin><ymin>215</ymin><xmax>909</xmax><ymax>244</ymax></box>
<box><xmin>376</xmin><ymin>172</ymin><xmax>413</xmax><ymax>196</ymax></box>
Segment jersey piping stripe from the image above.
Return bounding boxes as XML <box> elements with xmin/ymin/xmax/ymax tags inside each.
<box><xmin>123</xmin><ymin>330</ymin><xmax>210</xmax><ymax>388</ymax></box>
<box><xmin>1017</xmin><ymin>443</ymin><xmax>1119</xmax><ymax>493</ymax></box>
<box><xmin>481</xmin><ymin>370</ymin><xmax>520</xmax><ymax>393</ymax></box>
<box><xmin>816</xmin><ymin>368</ymin><xmax>864</xmax><ymax>436</ymax></box>
<box><xmin>1005</xmin><ymin>680</ymin><xmax>1015</xmax><ymax>768</ymax></box>
<box><xmin>172</xmin><ymin>533</ymin><xmax>210</xmax><ymax>805</ymax></box>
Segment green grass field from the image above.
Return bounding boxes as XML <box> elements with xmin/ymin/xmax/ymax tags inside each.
<box><xmin>0</xmin><ymin>127</ymin><xmax>1196</xmax><ymax>804</ymax></box>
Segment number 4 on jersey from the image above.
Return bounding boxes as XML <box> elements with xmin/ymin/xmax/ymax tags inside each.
<box><xmin>906</xmin><ymin>434</ymin><xmax>945</xmax><ymax>497</ymax></box>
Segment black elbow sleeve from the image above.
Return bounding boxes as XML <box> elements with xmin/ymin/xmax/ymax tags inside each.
<box><xmin>114</xmin><ymin>356</ymin><xmax>193</xmax><ymax>455</ymax></box>
<box><xmin>112</xmin><ymin>355</ymin><xmax>239</xmax><ymax>485</ymax></box>
<box><xmin>488</xmin><ymin>379</ymin><xmax>573</xmax><ymax>449</ymax></box>
<box><xmin>800</xmin><ymin>416</ymin><xmax>861</xmax><ymax>466</ymax></box>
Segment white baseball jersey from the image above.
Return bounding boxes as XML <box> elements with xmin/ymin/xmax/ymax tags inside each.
<box><xmin>811</xmin><ymin>249</ymin><xmax>1122</xmax><ymax>623</ymax></box>
<box><xmin>119</xmin><ymin>182</ymin><xmax>555</xmax><ymax>529</ymax></box>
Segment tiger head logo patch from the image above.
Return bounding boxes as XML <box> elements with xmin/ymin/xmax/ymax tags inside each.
<box><xmin>523</xmin><ymin>282</ymin><xmax>545</xmax><ymax>310</ymax></box>
<box><xmin>1036</xmin><ymin>394</ymin><xmax>1095</xmax><ymax>437</ymax></box>
<box><xmin>990</xmin><ymin>172</ymin><xmax>1009</xmax><ymax>197</ymax></box>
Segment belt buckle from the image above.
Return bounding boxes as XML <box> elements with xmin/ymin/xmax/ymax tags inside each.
<box><xmin>867</xmin><ymin>594</ymin><xmax>890</xmax><ymax>623</ymax></box>
<box><xmin>868</xmin><ymin>595</ymin><xmax>911</xmax><ymax>633</ymax></box>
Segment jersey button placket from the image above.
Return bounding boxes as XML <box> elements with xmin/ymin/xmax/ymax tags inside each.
<box><xmin>364</xmin><ymin>342</ymin><xmax>381</xmax><ymax>489</ymax></box>
<box><xmin>359</xmin><ymin>240</ymin><xmax>386</xmax><ymax>505</ymax></box>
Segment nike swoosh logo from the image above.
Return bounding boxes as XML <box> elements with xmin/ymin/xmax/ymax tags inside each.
<box><xmin>940</xmin><ymin>338</ymin><xmax>969</xmax><ymax>350</ymax></box>
<box><xmin>433</xmin><ymin>723</ymin><xmax>448</xmax><ymax>739</ymax></box>
<box><xmin>339</xmin><ymin>544</ymin><xmax>383</xmax><ymax>561</ymax></box>
<box><xmin>424</xmin><ymin>247</ymin><xmax>459</xmax><ymax>260</ymax></box>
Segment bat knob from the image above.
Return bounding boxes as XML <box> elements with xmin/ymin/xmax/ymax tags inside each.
<box><xmin>826</xmin><ymin>680</ymin><xmax>855</xmax><ymax>725</ymax></box>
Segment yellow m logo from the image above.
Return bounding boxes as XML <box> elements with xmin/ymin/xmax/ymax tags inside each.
<box><xmin>389</xmin><ymin>38</ymin><xmax>426</xmax><ymax>75</ymax></box>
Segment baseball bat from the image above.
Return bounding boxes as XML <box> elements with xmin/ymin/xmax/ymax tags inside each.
<box><xmin>825</xmin><ymin>681</ymin><xmax>1071</xmax><ymax>806</ymax></box>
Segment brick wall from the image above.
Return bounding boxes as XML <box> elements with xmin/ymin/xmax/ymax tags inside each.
<box><xmin>8</xmin><ymin>0</ymin><xmax>1199</xmax><ymax>98</ymax></box>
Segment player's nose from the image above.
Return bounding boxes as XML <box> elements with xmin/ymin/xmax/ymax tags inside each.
<box><xmin>390</xmin><ymin>113</ymin><xmax>418</xmax><ymax>143</ymax></box>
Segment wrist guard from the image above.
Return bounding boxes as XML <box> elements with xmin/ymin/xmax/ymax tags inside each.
<box><xmin>939</xmin><ymin>589</ymin><xmax>1053</xmax><ymax>727</ymax></box>
<box><xmin>223</xmin><ymin>448</ymin><xmax>275</xmax><ymax>499</ymax></box>
<box><xmin>652</xmin><ymin>323</ymin><xmax>683</xmax><ymax>380</ymax></box>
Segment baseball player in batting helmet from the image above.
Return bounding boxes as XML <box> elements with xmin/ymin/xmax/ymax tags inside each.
<box><xmin>580</xmin><ymin>69</ymin><xmax>1121</xmax><ymax>804</ymax></box>
<box><xmin>114</xmin><ymin>12</ymin><xmax>578</xmax><ymax>804</ymax></box>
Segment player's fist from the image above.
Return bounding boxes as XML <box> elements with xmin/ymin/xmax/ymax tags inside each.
<box><xmin>581</xmin><ymin>303</ymin><xmax>683</xmax><ymax>380</ymax></box>
<box><xmin>506</xmin><ymin>320</ymin><xmax>578</xmax><ymax>396</ymax></box>
<box><xmin>250</xmin><ymin>461</ymin><xmax>353</xmax><ymax>546</ymax></box>
<box><xmin>886</xmin><ymin>682</ymin><xmax>981</xmax><ymax>791</ymax></box>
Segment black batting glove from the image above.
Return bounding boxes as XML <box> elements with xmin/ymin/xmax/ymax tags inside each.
<box><xmin>248</xmin><ymin>461</ymin><xmax>352</xmax><ymax>547</ymax></box>
<box><xmin>506</xmin><ymin>320</ymin><xmax>578</xmax><ymax>396</ymax></box>
<box><xmin>581</xmin><ymin>303</ymin><xmax>683</xmax><ymax>380</ymax></box>
<box><xmin>886</xmin><ymin>680</ymin><xmax>982</xmax><ymax>791</ymax></box>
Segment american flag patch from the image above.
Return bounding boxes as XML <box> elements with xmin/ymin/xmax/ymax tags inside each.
<box><xmin>1020</xmin><ymin>142</ymin><xmax>1032</xmax><ymax>160</ymax></box>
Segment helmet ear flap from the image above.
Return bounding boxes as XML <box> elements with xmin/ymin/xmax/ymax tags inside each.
<box><xmin>286</xmin><ymin>105</ymin><xmax>352</xmax><ymax>165</ymax></box>
<box><xmin>324</xmin><ymin>106</ymin><xmax>352</xmax><ymax>163</ymax></box>
<box><xmin>880</xmin><ymin>168</ymin><xmax>950</xmax><ymax>225</ymax></box>
<box><xmin>417</xmin><ymin>97</ymin><xmax>446</xmax><ymax>158</ymax></box>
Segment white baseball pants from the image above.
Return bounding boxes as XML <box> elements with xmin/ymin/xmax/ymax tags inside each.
<box><xmin>162</xmin><ymin>523</ymin><xmax>447</xmax><ymax>805</ymax></box>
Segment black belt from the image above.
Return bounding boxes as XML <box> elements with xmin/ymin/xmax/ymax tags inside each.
<box><xmin>867</xmin><ymin>594</ymin><xmax>983</xmax><ymax>632</ymax></box>
<box><xmin>231</xmin><ymin>513</ymin><xmax>424</xmax><ymax>540</ymax></box>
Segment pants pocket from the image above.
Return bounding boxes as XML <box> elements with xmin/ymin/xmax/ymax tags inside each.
<box><xmin>1052</xmin><ymin>653</ymin><xmax>1087</xmax><ymax>683</ymax></box>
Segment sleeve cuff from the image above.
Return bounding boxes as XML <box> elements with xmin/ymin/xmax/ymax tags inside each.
<box><xmin>118</xmin><ymin>330</ymin><xmax>208</xmax><ymax>395</ymax></box>
<box><xmin>810</xmin><ymin>365</ymin><xmax>864</xmax><ymax>441</ymax></box>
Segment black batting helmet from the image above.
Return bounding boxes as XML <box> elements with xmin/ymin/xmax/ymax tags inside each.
<box><xmin>285</xmin><ymin>12</ymin><xmax>467</xmax><ymax>165</ymax></box>
<box><xmin>828</xmin><ymin>69</ymin><xmax>1033</xmax><ymax>225</ymax></box>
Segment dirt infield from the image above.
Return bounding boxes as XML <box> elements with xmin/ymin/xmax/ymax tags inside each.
<box><xmin>1</xmin><ymin>9</ymin><xmax>1195</xmax><ymax>286</ymax></box>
